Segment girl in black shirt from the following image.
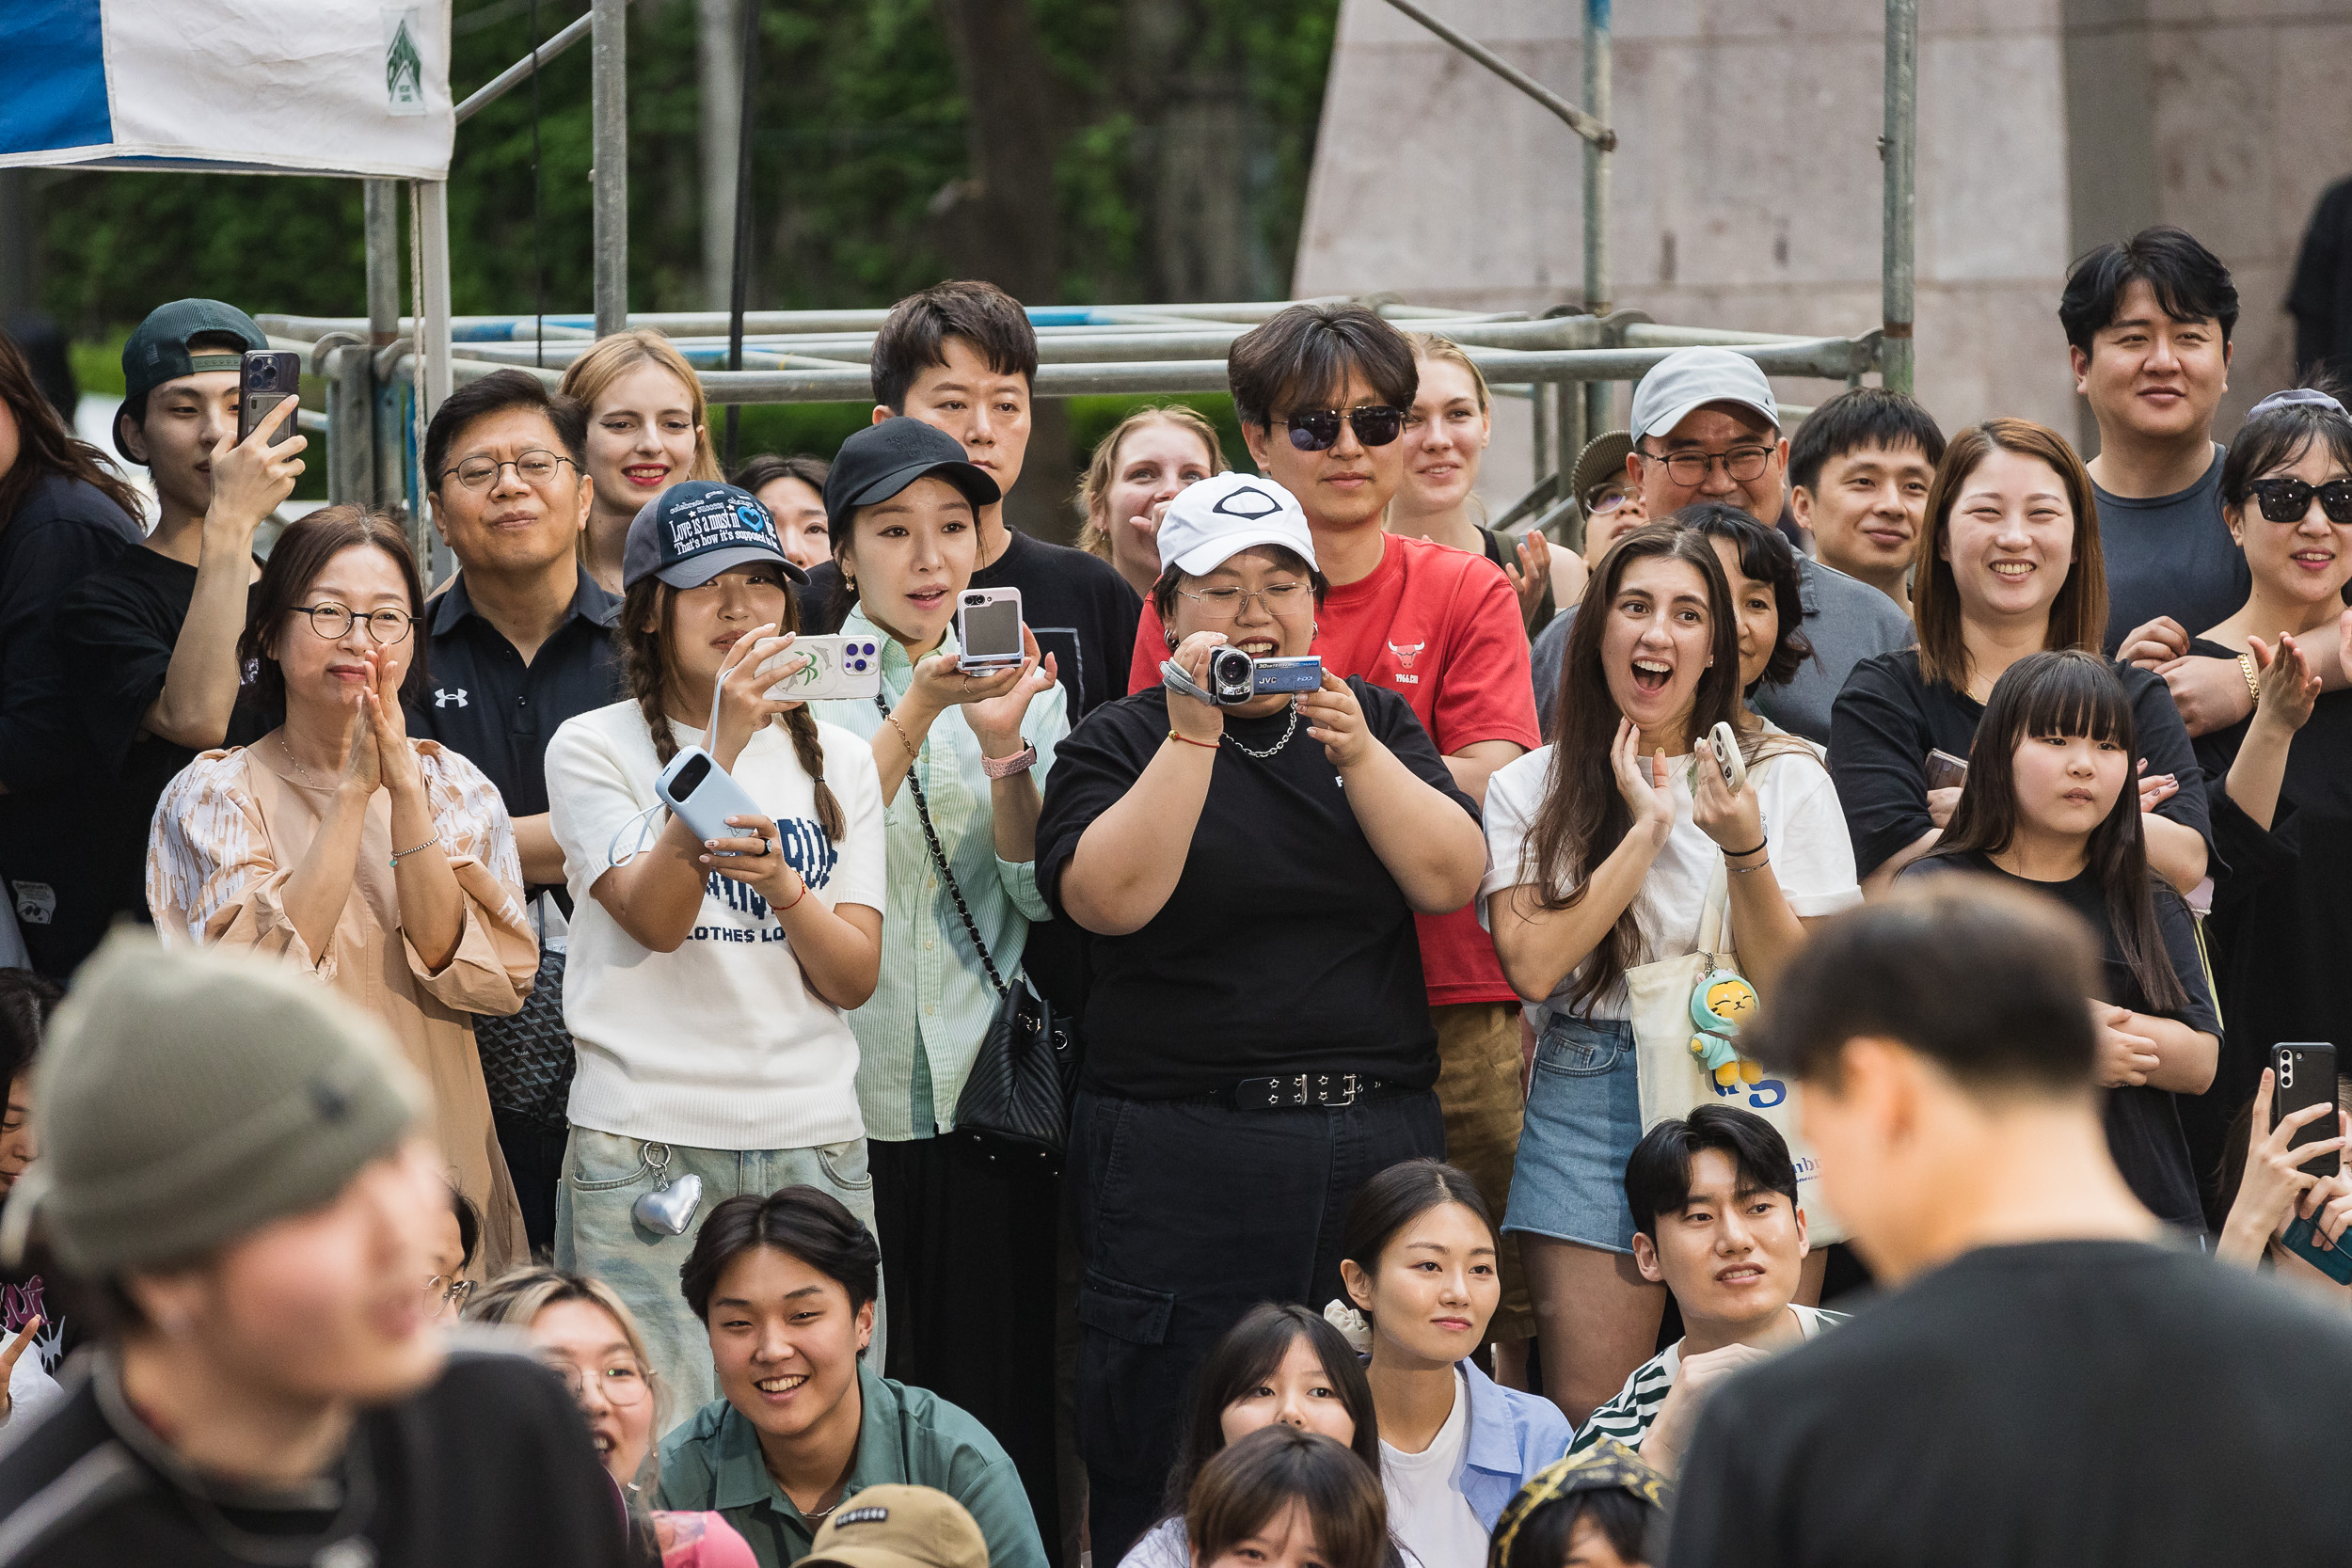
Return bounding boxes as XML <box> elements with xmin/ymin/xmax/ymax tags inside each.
<box><xmin>1900</xmin><ymin>651</ymin><xmax>2218</xmax><ymax>1228</ymax></box>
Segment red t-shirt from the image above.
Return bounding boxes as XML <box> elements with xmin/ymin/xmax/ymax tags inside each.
<box><xmin>1129</xmin><ymin>531</ymin><xmax>1539</xmax><ymax>1006</ymax></box>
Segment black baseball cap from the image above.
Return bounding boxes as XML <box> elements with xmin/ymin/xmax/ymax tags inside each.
<box><xmin>623</xmin><ymin>481</ymin><xmax>805</xmax><ymax>591</ymax></box>
<box><xmin>822</xmin><ymin>418</ymin><xmax>1001</xmax><ymax>535</ymax></box>
<box><xmin>114</xmin><ymin>299</ymin><xmax>269</xmax><ymax>460</ymax></box>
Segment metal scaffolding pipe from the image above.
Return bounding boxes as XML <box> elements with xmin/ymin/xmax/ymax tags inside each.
<box><xmin>1376</xmin><ymin>0</ymin><xmax>1614</xmax><ymax>150</ymax></box>
<box><xmin>1581</xmin><ymin>0</ymin><xmax>1613</xmax><ymax>441</ymax></box>
<box><xmin>1882</xmin><ymin>0</ymin><xmax>1917</xmax><ymax>394</ymax></box>
<box><xmin>591</xmin><ymin>0</ymin><xmax>629</xmax><ymax>337</ymax></box>
<box><xmin>453</xmin><ymin>9</ymin><xmax>594</xmax><ymax>124</ymax></box>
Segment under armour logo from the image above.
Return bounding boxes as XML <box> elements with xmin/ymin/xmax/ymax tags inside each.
<box><xmin>1212</xmin><ymin>483</ymin><xmax>1283</xmax><ymax>520</ymax></box>
<box><xmin>434</xmin><ymin>688</ymin><xmax>470</xmax><ymax>708</ymax></box>
<box><xmin>1387</xmin><ymin>641</ymin><xmax>1426</xmax><ymax>669</ymax></box>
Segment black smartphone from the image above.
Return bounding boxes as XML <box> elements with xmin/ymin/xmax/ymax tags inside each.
<box><xmin>237</xmin><ymin>349</ymin><xmax>304</xmax><ymax>448</ymax></box>
<box><xmin>2272</xmin><ymin>1042</ymin><xmax>2341</xmax><ymax>1179</ymax></box>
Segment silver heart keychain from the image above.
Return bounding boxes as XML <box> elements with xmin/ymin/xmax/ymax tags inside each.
<box><xmin>631</xmin><ymin>1142</ymin><xmax>704</xmax><ymax>1236</ymax></box>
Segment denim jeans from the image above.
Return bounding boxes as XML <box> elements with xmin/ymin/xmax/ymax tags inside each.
<box><xmin>556</xmin><ymin>1128</ymin><xmax>885</xmax><ymax>1424</ymax></box>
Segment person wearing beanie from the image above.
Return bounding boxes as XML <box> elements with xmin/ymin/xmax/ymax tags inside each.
<box><xmin>0</xmin><ymin>933</ymin><xmax>629</xmax><ymax>1568</ymax></box>
<box><xmin>544</xmin><ymin>480</ymin><xmax>887</xmax><ymax>1415</ymax></box>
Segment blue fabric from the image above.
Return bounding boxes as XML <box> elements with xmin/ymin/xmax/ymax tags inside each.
<box><xmin>0</xmin><ymin>0</ymin><xmax>110</xmax><ymax>155</ymax></box>
<box><xmin>1503</xmin><ymin>1015</ymin><xmax>1644</xmax><ymax>1252</ymax></box>
<box><xmin>1455</xmin><ymin>1359</ymin><xmax>1576</xmax><ymax>1529</ymax></box>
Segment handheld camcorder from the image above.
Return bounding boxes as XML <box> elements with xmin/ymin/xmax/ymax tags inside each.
<box><xmin>1204</xmin><ymin>649</ymin><xmax>1322</xmax><ymax>706</ymax></box>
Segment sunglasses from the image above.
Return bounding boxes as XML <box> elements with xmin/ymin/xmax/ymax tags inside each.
<box><xmin>1279</xmin><ymin>405</ymin><xmax>1405</xmax><ymax>452</ymax></box>
<box><xmin>2249</xmin><ymin>476</ymin><xmax>2352</xmax><ymax>525</ymax></box>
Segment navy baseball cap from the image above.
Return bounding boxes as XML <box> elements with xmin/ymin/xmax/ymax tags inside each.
<box><xmin>623</xmin><ymin>481</ymin><xmax>805</xmax><ymax>591</ymax></box>
<box><xmin>822</xmin><ymin>418</ymin><xmax>1001</xmax><ymax>535</ymax></box>
<box><xmin>114</xmin><ymin>298</ymin><xmax>269</xmax><ymax>459</ymax></box>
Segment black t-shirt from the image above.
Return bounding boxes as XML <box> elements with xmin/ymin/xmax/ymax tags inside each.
<box><xmin>2095</xmin><ymin>446</ymin><xmax>2250</xmax><ymax>656</ymax></box>
<box><xmin>1665</xmin><ymin>1240</ymin><xmax>2352</xmax><ymax>1568</ymax></box>
<box><xmin>1899</xmin><ymin>851</ymin><xmax>2217</xmax><ymax>1229</ymax></box>
<box><xmin>0</xmin><ymin>1346</ymin><xmax>629</xmax><ymax>1567</ymax></box>
<box><xmin>1828</xmin><ymin>649</ymin><xmax>2213</xmax><ymax>879</ymax></box>
<box><xmin>1035</xmin><ymin>680</ymin><xmax>1475</xmax><ymax>1097</ymax></box>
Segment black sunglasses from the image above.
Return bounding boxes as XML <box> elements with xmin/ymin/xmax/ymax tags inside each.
<box><xmin>1279</xmin><ymin>405</ymin><xmax>1405</xmax><ymax>451</ymax></box>
<box><xmin>2249</xmin><ymin>476</ymin><xmax>2352</xmax><ymax>526</ymax></box>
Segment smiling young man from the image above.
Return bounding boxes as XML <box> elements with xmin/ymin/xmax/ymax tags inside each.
<box><xmin>409</xmin><ymin>370</ymin><xmax>624</xmax><ymax>1252</ymax></box>
<box><xmin>1571</xmin><ymin>1107</ymin><xmax>1840</xmax><ymax>1480</ymax></box>
<box><xmin>1788</xmin><ymin>388</ymin><xmax>1946</xmax><ymax>607</ymax></box>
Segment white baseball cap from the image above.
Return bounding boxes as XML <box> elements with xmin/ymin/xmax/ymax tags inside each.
<box><xmin>1154</xmin><ymin>471</ymin><xmax>1319</xmax><ymax>578</ymax></box>
<box><xmin>1629</xmin><ymin>347</ymin><xmax>1780</xmax><ymax>441</ymax></box>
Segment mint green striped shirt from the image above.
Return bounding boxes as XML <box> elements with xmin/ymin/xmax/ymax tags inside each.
<box><xmin>811</xmin><ymin>606</ymin><xmax>1069</xmax><ymax>1140</ymax></box>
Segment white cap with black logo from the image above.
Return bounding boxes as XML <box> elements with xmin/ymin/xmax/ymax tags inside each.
<box><xmin>1154</xmin><ymin>471</ymin><xmax>1318</xmax><ymax>578</ymax></box>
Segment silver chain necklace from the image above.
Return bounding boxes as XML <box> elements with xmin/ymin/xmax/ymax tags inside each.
<box><xmin>279</xmin><ymin>734</ymin><xmax>326</xmax><ymax>789</ymax></box>
<box><xmin>1222</xmin><ymin>698</ymin><xmax>1302</xmax><ymax>759</ymax></box>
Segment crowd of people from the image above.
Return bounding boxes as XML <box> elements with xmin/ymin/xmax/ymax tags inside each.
<box><xmin>3</xmin><ymin>220</ymin><xmax>2352</xmax><ymax>1564</ymax></box>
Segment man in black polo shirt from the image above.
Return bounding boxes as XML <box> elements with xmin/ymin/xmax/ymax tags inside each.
<box><xmin>410</xmin><ymin>369</ymin><xmax>622</xmax><ymax>1250</ymax></box>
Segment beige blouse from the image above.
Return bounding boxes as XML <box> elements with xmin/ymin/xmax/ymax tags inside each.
<box><xmin>147</xmin><ymin>736</ymin><xmax>536</xmax><ymax>1275</ymax></box>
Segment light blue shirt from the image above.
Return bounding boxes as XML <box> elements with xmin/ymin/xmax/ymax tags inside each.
<box><xmin>1457</xmin><ymin>1358</ymin><xmax>1576</xmax><ymax>1529</ymax></box>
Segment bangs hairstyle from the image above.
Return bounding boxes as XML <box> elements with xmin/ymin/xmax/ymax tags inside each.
<box><xmin>679</xmin><ymin>1186</ymin><xmax>882</xmax><ymax>1324</ymax></box>
<box><xmin>1340</xmin><ymin>1158</ymin><xmax>1492</xmax><ymax>1287</ymax></box>
<box><xmin>1623</xmin><ymin>1104</ymin><xmax>1799</xmax><ymax>1239</ymax></box>
<box><xmin>559</xmin><ymin>329</ymin><xmax>723</xmax><ymax>483</ymax></box>
<box><xmin>1187</xmin><ymin>1426</ymin><xmax>1390</xmax><ymax>1568</ymax></box>
<box><xmin>422</xmin><ymin>367</ymin><xmax>589</xmax><ymax>482</ymax></box>
<box><xmin>1528</xmin><ymin>526</ymin><xmax>1744</xmax><ymax>1013</ymax></box>
<box><xmin>238</xmin><ymin>506</ymin><xmax>431</xmax><ymax>711</ymax></box>
<box><xmin>467</xmin><ymin>1267</ymin><xmax>672</xmax><ymax>1435</ymax></box>
<box><xmin>869</xmin><ymin>279</ymin><xmax>1039</xmax><ymax>413</ymax></box>
<box><xmin>1226</xmin><ymin>304</ymin><xmax>1417</xmax><ymax>432</ymax></box>
<box><xmin>1914</xmin><ymin>420</ymin><xmax>2106</xmax><ymax>689</ymax></box>
<box><xmin>1929</xmin><ymin>650</ymin><xmax>2188</xmax><ymax>1012</ymax></box>
<box><xmin>1787</xmin><ymin>386</ymin><xmax>1947</xmax><ymax>493</ymax></box>
<box><xmin>1075</xmin><ymin>405</ymin><xmax>1230</xmax><ymax>561</ymax></box>
<box><xmin>1490</xmin><ymin>1491</ymin><xmax>1657</xmax><ymax>1568</ymax></box>
<box><xmin>0</xmin><ymin>328</ymin><xmax>144</xmax><ymax>531</ymax></box>
<box><xmin>2058</xmin><ymin>225</ymin><xmax>2240</xmax><ymax>353</ymax></box>
<box><xmin>1668</xmin><ymin>501</ymin><xmax>1811</xmax><ymax>691</ymax></box>
<box><xmin>2221</xmin><ymin>373</ymin><xmax>2352</xmax><ymax>512</ymax></box>
<box><xmin>1161</xmin><ymin>1304</ymin><xmax>1384</xmax><ymax>1522</ymax></box>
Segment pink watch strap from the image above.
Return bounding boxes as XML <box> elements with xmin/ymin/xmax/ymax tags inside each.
<box><xmin>979</xmin><ymin>743</ymin><xmax>1038</xmax><ymax>779</ymax></box>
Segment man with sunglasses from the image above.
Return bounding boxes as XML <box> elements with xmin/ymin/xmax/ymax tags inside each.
<box><xmin>407</xmin><ymin>369</ymin><xmax>623</xmax><ymax>1251</ymax></box>
<box><xmin>1123</xmin><ymin>302</ymin><xmax>1545</xmax><ymax>1377</ymax></box>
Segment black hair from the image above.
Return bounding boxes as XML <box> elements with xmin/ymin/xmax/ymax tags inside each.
<box><xmin>1161</xmin><ymin>1303</ymin><xmax>1385</xmax><ymax>1523</ymax></box>
<box><xmin>0</xmin><ymin>970</ymin><xmax>63</xmax><ymax>1086</ymax></box>
<box><xmin>121</xmin><ymin>330</ymin><xmax>257</xmax><ymax>437</ymax></box>
<box><xmin>1665</xmin><ymin>500</ymin><xmax>1812</xmax><ymax>691</ymax></box>
<box><xmin>1787</xmin><ymin>386</ymin><xmax>1947</xmax><ymax>494</ymax></box>
<box><xmin>422</xmin><ymin>368</ymin><xmax>590</xmax><ymax>483</ymax></box>
<box><xmin>679</xmin><ymin>1185</ymin><xmax>882</xmax><ymax>1323</ymax></box>
<box><xmin>1623</xmin><ymin>1105</ymin><xmax>1799</xmax><ymax>1240</ymax></box>
<box><xmin>448</xmin><ymin>1185</ymin><xmax>482</xmax><ymax>1273</ymax></box>
<box><xmin>1147</xmin><ymin>546</ymin><xmax>1331</xmax><ymax>627</ymax></box>
<box><xmin>1744</xmin><ymin>879</ymin><xmax>2102</xmax><ymax>1093</ymax></box>
<box><xmin>2058</xmin><ymin>226</ymin><xmax>2239</xmax><ymax>353</ymax></box>
<box><xmin>2219</xmin><ymin>372</ymin><xmax>2352</xmax><ymax>511</ymax></box>
<box><xmin>732</xmin><ymin>452</ymin><xmax>830</xmax><ymax>497</ymax></box>
<box><xmin>1491</xmin><ymin>1490</ymin><xmax>1656</xmax><ymax>1568</ymax></box>
<box><xmin>238</xmin><ymin>505</ymin><xmax>432</xmax><ymax>711</ymax></box>
<box><xmin>869</xmin><ymin>280</ymin><xmax>1039</xmax><ymax>412</ymax></box>
<box><xmin>1340</xmin><ymin>1159</ymin><xmax>1492</xmax><ymax>1279</ymax></box>
<box><xmin>1226</xmin><ymin>304</ymin><xmax>1419</xmax><ymax>432</ymax></box>
<box><xmin>1187</xmin><ymin>1427</ymin><xmax>1390</xmax><ymax>1568</ymax></box>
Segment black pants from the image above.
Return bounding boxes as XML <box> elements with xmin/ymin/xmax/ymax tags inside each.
<box><xmin>1069</xmin><ymin>1085</ymin><xmax>1446</xmax><ymax>1565</ymax></box>
<box><xmin>871</xmin><ymin>1133</ymin><xmax>1062</xmax><ymax>1568</ymax></box>
<box><xmin>493</xmin><ymin>1108</ymin><xmax>568</xmax><ymax>1260</ymax></box>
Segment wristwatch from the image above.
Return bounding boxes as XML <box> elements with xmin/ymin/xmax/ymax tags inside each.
<box><xmin>980</xmin><ymin>743</ymin><xmax>1038</xmax><ymax>779</ymax></box>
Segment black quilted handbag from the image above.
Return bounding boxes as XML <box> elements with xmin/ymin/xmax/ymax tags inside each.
<box><xmin>473</xmin><ymin>891</ymin><xmax>577</xmax><ymax>1129</ymax></box>
<box><xmin>894</xmin><ymin>726</ymin><xmax>1079</xmax><ymax>1169</ymax></box>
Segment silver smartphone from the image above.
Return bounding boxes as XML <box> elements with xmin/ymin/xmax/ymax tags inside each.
<box><xmin>956</xmin><ymin>587</ymin><xmax>1025</xmax><ymax>673</ymax></box>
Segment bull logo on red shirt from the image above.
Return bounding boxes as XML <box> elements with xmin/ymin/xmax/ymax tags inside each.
<box><xmin>1386</xmin><ymin>640</ymin><xmax>1426</xmax><ymax>669</ymax></box>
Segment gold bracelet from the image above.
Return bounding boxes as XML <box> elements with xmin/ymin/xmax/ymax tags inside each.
<box><xmin>882</xmin><ymin>710</ymin><xmax>920</xmax><ymax>758</ymax></box>
<box><xmin>2237</xmin><ymin>652</ymin><xmax>2263</xmax><ymax>708</ymax></box>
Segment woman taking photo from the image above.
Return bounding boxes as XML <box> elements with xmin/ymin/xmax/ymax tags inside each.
<box><xmin>1897</xmin><ymin>651</ymin><xmax>2218</xmax><ymax>1230</ymax></box>
<box><xmin>1830</xmin><ymin>418</ymin><xmax>2212</xmax><ymax>896</ymax></box>
<box><xmin>544</xmin><ymin>481</ymin><xmax>885</xmax><ymax>1412</ymax></box>
<box><xmin>2215</xmin><ymin>1067</ymin><xmax>2352</xmax><ymax>1300</ymax></box>
<box><xmin>149</xmin><ymin>506</ymin><xmax>535</xmax><ymax>1272</ymax></box>
<box><xmin>1075</xmin><ymin>404</ymin><xmax>1226</xmax><ymax>599</ymax></box>
<box><xmin>564</xmin><ymin>330</ymin><xmax>724</xmax><ymax>593</ymax></box>
<box><xmin>1482</xmin><ymin>525</ymin><xmax>1860</xmax><ymax>1426</ymax></box>
<box><xmin>1334</xmin><ymin>1161</ymin><xmax>1568</xmax><ymax>1568</ymax></box>
<box><xmin>1036</xmin><ymin>470</ymin><xmax>1486</xmax><ymax>1565</ymax></box>
<box><xmin>806</xmin><ymin>418</ymin><xmax>1067</xmax><ymax>1544</ymax></box>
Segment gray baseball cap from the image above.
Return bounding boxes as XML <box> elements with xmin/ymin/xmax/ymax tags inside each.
<box><xmin>1629</xmin><ymin>347</ymin><xmax>1779</xmax><ymax>442</ymax></box>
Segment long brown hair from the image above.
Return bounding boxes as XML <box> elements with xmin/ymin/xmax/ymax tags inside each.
<box><xmin>1914</xmin><ymin>419</ymin><xmax>2107</xmax><ymax>690</ymax></box>
<box><xmin>1927</xmin><ymin>649</ymin><xmax>2187</xmax><ymax>1010</ymax></box>
<box><xmin>0</xmin><ymin>330</ymin><xmax>144</xmax><ymax>532</ymax></box>
<box><xmin>1074</xmin><ymin>405</ymin><xmax>1228</xmax><ymax>560</ymax></box>
<box><xmin>238</xmin><ymin>506</ymin><xmax>430</xmax><ymax>710</ymax></box>
<box><xmin>617</xmin><ymin>573</ymin><xmax>846</xmax><ymax>840</ymax></box>
<box><xmin>1526</xmin><ymin>526</ymin><xmax>1744</xmax><ymax>1013</ymax></box>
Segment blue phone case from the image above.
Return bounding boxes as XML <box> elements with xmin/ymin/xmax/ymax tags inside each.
<box><xmin>2281</xmin><ymin>1215</ymin><xmax>2352</xmax><ymax>1284</ymax></box>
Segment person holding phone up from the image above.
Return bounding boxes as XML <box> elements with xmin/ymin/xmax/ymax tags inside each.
<box><xmin>804</xmin><ymin>417</ymin><xmax>1069</xmax><ymax>1541</ymax></box>
<box><xmin>2216</xmin><ymin>1066</ymin><xmax>2352</xmax><ymax>1298</ymax></box>
<box><xmin>543</xmin><ymin>482</ymin><xmax>886</xmax><ymax>1413</ymax></box>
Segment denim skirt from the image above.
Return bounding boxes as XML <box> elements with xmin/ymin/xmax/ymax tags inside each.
<box><xmin>1502</xmin><ymin>1013</ymin><xmax>1643</xmax><ymax>1254</ymax></box>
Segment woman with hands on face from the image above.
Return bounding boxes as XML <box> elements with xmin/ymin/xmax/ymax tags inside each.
<box><xmin>1479</xmin><ymin>525</ymin><xmax>1860</xmax><ymax>1431</ymax></box>
<box><xmin>1077</xmin><ymin>404</ymin><xmax>1229</xmax><ymax>599</ymax></box>
<box><xmin>148</xmin><ymin>507</ymin><xmax>536</xmax><ymax>1273</ymax></box>
<box><xmin>541</xmin><ymin>482</ymin><xmax>887</xmax><ymax>1414</ymax></box>
<box><xmin>2217</xmin><ymin>1068</ymin><xmax>2352</xmax><ymax>1295</ymax></box>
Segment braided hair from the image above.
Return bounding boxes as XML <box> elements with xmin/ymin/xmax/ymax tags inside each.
<box><xmin>616</xmin><ymin>576</ymin><xmax>847</xmax><ymax>840</ymax></box>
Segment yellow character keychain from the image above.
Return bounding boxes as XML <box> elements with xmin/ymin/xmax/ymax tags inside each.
<box><xmin>1688</xmin><ymin>967</ymin><xmax>1763</xmax><ymax>1086</ymax></box>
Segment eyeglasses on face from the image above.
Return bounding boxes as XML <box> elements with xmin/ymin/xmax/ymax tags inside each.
<box><xmin>1278</xmin><ymin>405</ymin><xmax>1405</xmax><ymax>452</ymax></box>
<box><xmin>1173</xmin><ymin>581</ymin><xmax>1313</xmax><ymax>620</ymax></box>
<box><xmin>294</xmin><ymin>603</ymin><xmax>415</xmax><ymax>644</ymax></box>
<box><xmin>1585</xmin><ymin>485</ymin><xmax>1635</xmax><ymax>515</ymax></box>
<box><xmin>539</xmin><ymin>1352</ymin><xmax>653</xmax><ymax>1407</ymax></box>
<box><xmin>2249</xmin><ymin>476</ymin><xmax>2352</xmax><ymax>526</ymax></box>
<box><xmin>425</xmin><ymin>1275</ymin><xmax>476</xmax><ymax>1308</ymax></box>
<box><xmin>437</xmin><ymin>450</ymin><xmax>576</xmax><ymax>493</ymax></box>
<box><xmin>1636</xmin><ymin>443</ymin><xmax>1775</xmax><ymax>486</ymax></box>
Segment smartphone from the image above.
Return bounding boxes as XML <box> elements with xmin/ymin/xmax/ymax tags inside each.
<box><xmin>2272</xmin><ymin>1042</ymin><xmax>2341</xmax><ymax>1179</ymax></box>
<box><xmin>2281</xmin><ymin>1215</ymin><xmax>2352</xmax><ymax>1284</ymax></box>
<box><xmin>758</xmin><ymin>635</ymin><xmax>883</xmax><ymax>703</ymax></box>
<box><xmin>1924</xmin><ymin>749</ymin><xmax>1970</xmax><ymax>791</ymax></box>
<box><xmin>1708</xmin><ymin>721</ymin><xmax>1746</xmax><ymax>792</ymax></box>
<box><xmin>237</xmin><ymin>349</ymin><xmax>304</xmax><ymax>448</ymax></box>
<box><xmin>956</xmin><ymin>587</ymin><xmax>1025</xmax><ymax>673</ymax></box>
<box><xmin>656</xmin><ymin>748</ymin><xmax>767</xmax><ymax>857</ymax></box>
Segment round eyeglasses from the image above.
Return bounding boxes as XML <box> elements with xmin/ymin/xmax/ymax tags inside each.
<box><xmin>294</xmin><ymin>603</ymin><xmax>415</xmax><ymax>645</ymax></box>
<box><xmin>1636</xmin><ymin>443</ymin><xmax>1775</xmax><ymax>486</ymax></box>
<box><xmin>437</xmin><ymin>450</ymin><xmax>576</xmax><ymax>493</ymax></box>
<box><xmin>425</xmin><ymin>1275</ymin><xmax>476</xmax><ymax>1309</ymax></box>
<box><xmin>539</xmin><ymin>1352</ymin><xmax>653</xmax><ymax>1407</ymax></box>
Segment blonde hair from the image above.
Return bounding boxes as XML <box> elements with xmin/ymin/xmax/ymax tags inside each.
<box><xmin>559</xmin><ymin>329</ymin><xmax>724</xmax><ymax>485</ymax></box>
<box><xmin>1404</xmin><ymin>332</ymin><xmax>1490</xmax><ymax>415</ymax></box>
<box><xmin>1074</xmin><ymin>404</ymin><xmax>1229</xmax><ymax>561</ymax></box>
<box><xmin>466</xmin><ymin>1267</ymin><xmax>673</xmax><ymax>1436</ymax></box>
